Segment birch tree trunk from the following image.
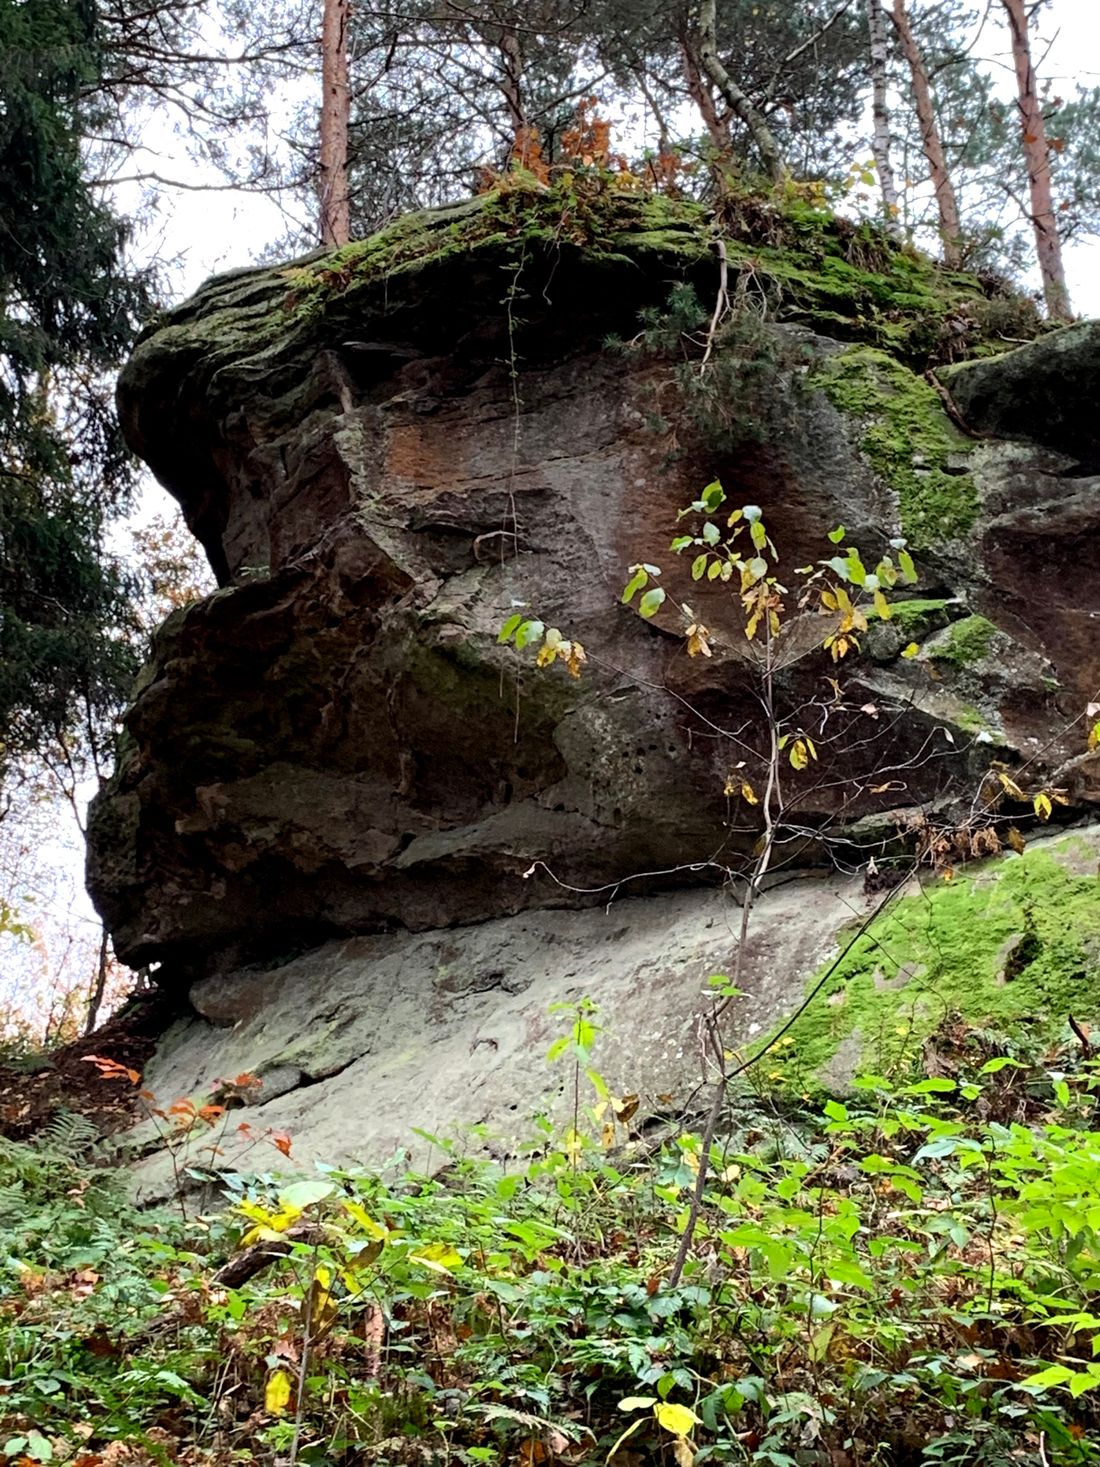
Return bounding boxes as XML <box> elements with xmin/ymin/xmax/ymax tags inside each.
<box><xmin>866</xmin><ymin>0</ymin><xmax>900</xmax><ymax>231</ymax></box>
<box><xmin>889</xmin><ymin>0</ymin><xmax>962</xmax><ymax>267</ymax></box>
<box><xmin>1000</xmin><ymin>0</ymin><xmax>1072</xmax><ymax>321</ymax></box>
<box><xmin>697</xmin><ymin>0</ymin><xmax>787</xmax><ymax>184</ymax></box>
<box><xmin>319</xmin><ymin>0</ymin><xmax>350</xmax><ymax>247</ymax></box>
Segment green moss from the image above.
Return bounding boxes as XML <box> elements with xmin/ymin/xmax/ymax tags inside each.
<box><xmin>887</xmin><ymin>597</ymin><xmax>950</xmax><ymax>625</ymax></box>
<box><xmin>927</xmin><ymin>614</ymin><xmax>997</xmax><ymax>667</ymax></box>
<box><xmin>810</xmin><ymin>346</ymin><xmax>978</xmax><ymax>551</ymax></box>
<box><xmin>767</xmin><ymin>842</ymin><xmax>1100</xmax><ymax>1092</ymax></box>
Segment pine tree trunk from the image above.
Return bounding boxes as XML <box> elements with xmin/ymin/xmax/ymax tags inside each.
<box><xmin>866</xmin><ymin>0</ymin><xmax>900</xmax><ymax>231</ymax></box>
<box><xmin>889</xmin><ymin>0</ymin><xmax>962</xmax><ymax>267</ymax></box>
<box><xmin>1000</xmin><ymin>0</ymin><xmax>1072</xmax><ymax>321</ymax></box>
<box><xmin>697</xmin><ymin>0</ymin><xmax>787</xmax><ymax>184</ymax></box>
<box><xmin>319</xmin><ymin>0</ymin><xmax>350</xmax><ymax>247</ymax></box>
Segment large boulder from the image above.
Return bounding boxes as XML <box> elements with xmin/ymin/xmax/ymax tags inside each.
<box><xmin>88</xmin><ymin>188</ymin><xmax>1100</xmax><ymax>980</ymax></box>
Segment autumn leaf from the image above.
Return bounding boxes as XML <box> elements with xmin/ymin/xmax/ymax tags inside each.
<box><xmin>265</xmin><ymin>1368</ymin><xmax>292</xmax><ymax>1416</ymax></box>
<box><xmin>997</xmin><ymin>771</ymin><xmax>1026</xmax><ymax>801</ymax></box>
<box><xmin>1033</xmin><ymin>791</ymin><xmax>1053</xmax><ymax>821</ymax></box>
<box><xmin>655</xmin><ymin>1402</ymin><xmax>700</xmax><ymax>1436</ymax></box>
<box><xmin>1007</xmin><ymin>827</ymin><xmax>1026</xmax><ymax>854</ymax></box>
<box><xmin>901</xmin><ymin>642</ymin><xmax>920</xmax><ymax>659</ymax></box>
<box><xmin>685</xmin><ymin>622</ymin><xmax>712</xmax><ymax>658</ymax></box>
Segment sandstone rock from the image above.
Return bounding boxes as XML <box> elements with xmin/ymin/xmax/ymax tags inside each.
<box><xmin>123</xmin><ymin>826</ymin><xmax>1100</xmax><ymax>1198</ymax></box>
<box><xmin>88</xmin><ymin>190</ymin><xmax>1100</xmax><ymax>980</ymax></box>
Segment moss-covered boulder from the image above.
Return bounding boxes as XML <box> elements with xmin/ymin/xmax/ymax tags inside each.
<box><xmin>89</xmin><ymin>183</ymin><xmax>1100</xmax><ymax>979</ymax></box>
<box><xmin>774</xmin><ymin>828</ymin><xmax>1100</xmax><ymax>1093</ymax></box>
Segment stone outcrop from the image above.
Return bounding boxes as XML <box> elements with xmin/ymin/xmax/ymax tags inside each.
<box><xmin>88</xmin><ymin>188</ymin><xmax>1100</xmax><ymax>988</ymax></box>
<box><xmin>125</xmin><ymin>825</ymin><xmax>1100</xmax><ymax>1196</ymax></box>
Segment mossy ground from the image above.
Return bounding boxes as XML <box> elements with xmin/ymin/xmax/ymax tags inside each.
<box><xmin>809</xmin><ymin>345</ymin><xmax>978</xmax><ymax>550</ymax></box>
<box><xmin>765</xmin><ymin>838</ymin><xmax>1100</xmax><ymax>1093</ymax></box>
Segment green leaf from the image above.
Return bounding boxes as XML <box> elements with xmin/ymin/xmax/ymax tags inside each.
<box><xmin>978</xmin><ymin>1056</ymin><xmax>1024</xmax><ymax>1075</ymax></box>
<box><xmin>701</xmin><ymin>480</ymin><xmax>725</xmax><ymax>511</ymax></box>
<box><xmin>639</xmin><ymin>587</ymin><xmax>666</xmax><ymax>619</ymax></box>
<box><xmin>845</xmin><ymin>549</ymin><xmax>866</xmax><ymax>586</ymax></box>
<box><xmin>278</xmin><ymin>1179</ymin><xmax>335</xmax><ymax>1211</ymax></box>
<box><xmin>827</xmin><ymin>525</ymin><xmax>846</xmax><ymax>544</ymax></box>
<box><xmin>498</xmin><ymin>613</ymin><xmax>522</xmax><ymax>643</ymax></box>
<box><xmin>515</xmin><ymin>618</ymin><xmax>545</xmax><ymax>650</ymax></box>
<box><xmin>750</xmin><ymin>520</ymin><xmax>767</xmax><ymax>551</ymax></box>
<box><xmin>901</xmin><ymin>642</ymin><xmax>920</xmax><ymax>659</ymax></box>
<box><xmin>622</xmin><ymin>569</ymin><xmax>648</xmax><ymax>605</ymax></box>
<box><xmin>899</xmin><ymin>548</ymin><xmax>917</xmax><ymax>584</ymax></box>
<box><xmin>691</xmin><ymin>554</ymin><xmax>708</xmax><ymax>581</ymax></box>
<box><xmin>702</xmin><ymin>520</ymin><xmax>720</xmax><ymax>546</ymax></box>
<box><xmin>670</xmin><ymin>536</ymin><xmax>693</xmax><ymax>552</ymax></box>
<box><xmin>707</xmin><ymin>559</ymin><xmax>722</xmax><ymax>580</ymax></box>
<box><xmin>618</xmin><ymin>1396</ymin><xmax>658</xmax><ymax>1412</ymax></box>
<box><xmin>742</xmin><ymin>504</ymin><xmax>762</xmax><ymax>523</ymax></box>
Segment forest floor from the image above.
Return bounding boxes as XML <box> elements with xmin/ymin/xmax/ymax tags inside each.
<box><xmin>0</xmin><ymin>990</ymin><xmax>177</xmax><ymax>1142</ymax></box>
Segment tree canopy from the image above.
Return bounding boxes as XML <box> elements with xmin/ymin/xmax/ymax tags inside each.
<box><xmin>0</xmin><ymin>0</ymin><xmax>151</xmax><ymax>781</ymax></box>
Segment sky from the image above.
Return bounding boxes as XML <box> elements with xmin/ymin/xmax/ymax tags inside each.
<box><xmin>130</xmin><ymin>0</ymin><xmax>1100</xmax><ymax>313</ymax></box>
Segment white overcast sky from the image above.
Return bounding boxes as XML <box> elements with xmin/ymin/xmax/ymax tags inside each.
<box><xmin>130</xmin><ymin>0</ymin><xmax>1100</xmax><ymax>314</ymax></box>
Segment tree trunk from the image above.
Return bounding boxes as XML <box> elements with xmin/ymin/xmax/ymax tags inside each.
<box><xmin>678</xmin><ymin>29</ymin><xmax>729</xmax><ymax>157</ymax></box>
<box><xmin>1000</xmin><ymin>0</ymin><xmax>1072</xmax><ymax>321</ymax></box>
<box><xmin>889</xmin><ymin>0</ymin><xmax>962</xmax><ymax>267</ymax></box>
<box><xmin>866</xmin><ymin>0</ymin><xmax>900</xmax><ymax>231</ymax></box>
<box><xmin>696</xmin><ymin>0</ymin><xmax>787</xmax><ymax>184</ymax></box>
<box><xmin>319</xmin><ymin>0</ymin><xmax>350</xmax><ymax>247</ymax></box>
<box><xmin>84</xmin><ymin>928</ymin><xmax>109</xmax><ymax>1037</ymax></box>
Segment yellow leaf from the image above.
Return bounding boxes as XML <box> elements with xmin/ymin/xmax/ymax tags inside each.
<box><xmin>789</xmin><ymin>739</ymin><xmax>808</xmax><ymax>771</ymax></box>
<box><xmin>998</xmin><ymin>770</ymin><xmax>1026</xmax><ymax>801</ymax></box>
<box><xmin>307</xmin><ymin>1277</ymin><xmax>338</xmax><ymax>1338</ymax></box>
<box><xmin>342</xmin><ymin>1201</ymin><xmax>388</xmax><ymax>1240</ymax></box>
<box><xmin>655</xmin><ymin>1402</ymin><xmax>700</xmax><ymax>1437</ymax></box>
<box><xmin>1034</xmin><ymin>791</ymin><xmax>1053</xmax><ymax>821</ymax></box>
<box><xmin>740</xmin><ymin>780</ymin><xmax>759</xmax><ymax>805</ymax></box>
<box><xmin>1007</xmin><ymin>826</ymin><xmax>1026</xmax><ymax>854</ymax></box>
<box><xmin>873</xmin><ymin>589</ymin><xmax>891</xmax><ymax>621</ymax></box>
<box><xmin>1089</xmin><ymin>720</ymin><xmax>1100</xmax><ymax>751</ymax></box>
<box><xmin>265</xmin><ymin>1369</ymin><xmax>292</xmax><ymax>1416</ymax></box>
<box><xmin>535</xmin><ymin>643</ymin><xmax>556</xmax><ymax>668</ymax></box>
<box><xmin>409</xmin><ymin>1242</ymin><xmax>463</xmax><ymax>1273</ymax></box>
<box><xmin>900</xmin><ymin>642</ymin><xmax>920</xmax><ymax>659</ymax></box>
<box><xmin>612</xmin><ymin>1093</ymin><xmax>640</xmax><ymax>1122</ymax></box>
<box><xmin>601</xmin><ymin>1120</ymin><xmax>616</xmax><ymax>1148</ymax></box>
<box><xmin>565</xmin><ymin>640</ymin><xmax>587</xmax><ymax>678</ymax></box>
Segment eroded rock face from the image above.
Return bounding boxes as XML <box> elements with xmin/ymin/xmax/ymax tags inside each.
<box><xmin>88</xmin><ymin>192</ymin><xmax>1100</xmax><ymax>978</ymax></box>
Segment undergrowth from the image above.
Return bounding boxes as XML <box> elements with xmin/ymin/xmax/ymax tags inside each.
<box><xmin>4</xmin><ymin>1016</ymin><xmax>1100</xmax><ymax>1467</ymax></box>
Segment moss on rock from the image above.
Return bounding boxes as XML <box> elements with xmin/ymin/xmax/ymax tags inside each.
<box><xmin>766</xmin><ymin>836</ymin><xmax>1100</xmax><ymax>1093</ymax></box>
<box><xmin>925</xmin><ymin>613</ymin><xmax>998</xmax><ymax>668</ymax></box>
<box><xmin>809</xmin><ymin>346</ymin><xmax>978</xmax><ymax>550</ymax></box>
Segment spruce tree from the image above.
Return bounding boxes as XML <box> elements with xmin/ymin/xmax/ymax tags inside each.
<box><xmin>0</xmin><ymin>0</ymin><xmax>150</xmax><ymax>781</ymax></box>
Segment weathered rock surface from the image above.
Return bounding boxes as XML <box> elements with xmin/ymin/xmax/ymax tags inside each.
<box><xmin>125</xmin><ymin>869</ymin><xmax>865</xmax><ymax>1197</ymax></box>
<box><xmin>124</xmin><ymin>826</ymin><xmax>1100</xmax><ymax>1198</ymax></box>
<box><xmin>88</xmin><ymin>190</ymin><xmax>1100</xmax><ymax>984</ymax></box>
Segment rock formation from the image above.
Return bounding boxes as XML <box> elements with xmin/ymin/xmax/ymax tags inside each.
<box><xmin>84</xmin><ymin>186</ymin><xmax>1100</xmax><ymax>1180</ymax></box>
